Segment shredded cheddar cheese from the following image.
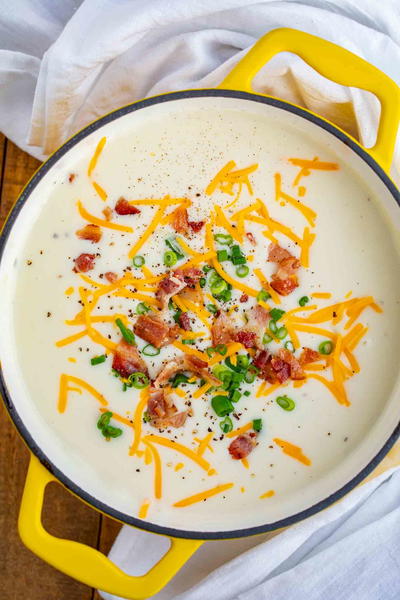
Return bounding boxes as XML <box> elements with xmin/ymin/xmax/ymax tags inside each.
<box><xmin>138</xmin><ymin>500</ymin><xmax>150</xmax><ymax>519</ymax></box>
<box><xmin>260</xmin><ymin>490</ymin><xmax>275</xmax><ymax>499</ymax></box>
<box><xmin>144</xmin><ymin>435</ymin><xmax>211</xmax><ymax>472</ymax></box>
<box><xmin>273</xmin><ymin>438</ymin><xmax>311</xmax><ymax>465</ymax></box>
<box><xmin>92</xmin><ymin>181</ymin><xmax>108</xmax><ymax>201</ymax></box>
<box><xmin>173</xmin><ymin>483</ymin><xmax>234</xmax><ymax>507</ymax></box>
<box><xmin>88</xmin><ymin>136</ymin><xmax>106</xmax><ymax>177</ymax></box>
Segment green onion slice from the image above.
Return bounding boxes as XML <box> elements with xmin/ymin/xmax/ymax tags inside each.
<box><xmin>276</xmin><ymin>326</ymin><xmax>288</xmax><ymax>340</ymax></box>
<box><xmin>220</xmin><ymin>416</ymin><xmax>233</xmax><ymax>433</ymax></box>
<box><xmin>270</xmin><ymin>308</ymin><xmax>286</xmax><ymax>321</ymax></box>
<box><xmin>253</xmin><ymin>418</ymin><xmax>263</xmax><ymax>432</ymax></box>
<box><xmin>257</xmin><ymin>289</ymin><xmax>271</xmax><ymax>302</ymax></box>
<box><xmin>269</xmin><ymin>320</ymin><xmax>278</xmax><ymax>334</ymax></box>
<box><xmin>211</xmin><ymin>395</ymin><xmax>234</xmax><ymax>417</ymax></box>
<box><xmin>164</xmin><ymin>250</ymin><xmax>177</xmax><ymax>267</ymax></box>
<box><xmin>299</xmin><ymin>295</ymin><xmax>309</xmax><ymax>307</ymax></box>
<box><xmin>217</xmin><ymin>249</ymin><xmax>229</xmax><ymax>262</ymax></box>
<box><xmin>136</xmin><ymin>302</ymin><xmax>150</xmax><ymax>315</ymax></box>
<box><xmin>263</xmin><ymin>333</ymin><xmax>273</xmax><ymax>344</ymax></box>
<box><xmin>214</xmin><ymin>233</ymin><xmax>233</xmax><ymax>245</ymax></box>
<box><xmin>284</xmin><ymin>340</ymin><xmax>295</xmax><ymax>353</ymax></box>
<box><xmin>115</xmin><ymin>318</ymin><xmax>136</xmax><ymax>345</ymax></box>
<box><xmin>142</xmin><ymin>343</ymin><xmax>160</xmax><ymax>356</ymax></box>
<box><xmin>132</xmin><ymin>255</ymin><xmax>145</xmax><ymax>268</ymax></box>
<box><xmin>229</xmin><ymin>390</ymin><xmax>242</xmax><ymax>403</ymax></box>
<box><xmin>166</xmin><ymin>237</ymin><xmax>184</xmax><ymax>259</ymax></box>
<box><xmin>91</xmin><ymin>354</ymin><xmax>106</xmax><ymax>366</ymax></box>
<box><xmin>236</xmin><ymin>355</ymin><xmax>250</xmax><ymax>370</ymax></box>
<box><xmin>129</xmin><ymin>372</ymin><xmax>149</xmax><ymax>389</ymax></box>
<box><xmin>215</xmin><ymin>344</ymin><xmax>228</xmax><ymax>356</ymax></box>
<box><xmin>236</xmin><ymin>265</ymin><xmax>249</xmax><ymax>278</ymax></box>
<box><xmin>318</xmin><ymin>340</ymin><xmax>334</xmax><ymax>355</ymax></box>
<box><xmin>276</xmin><ymin>395</ymin><xmax>296</xmax><ymax>411</ymax></box>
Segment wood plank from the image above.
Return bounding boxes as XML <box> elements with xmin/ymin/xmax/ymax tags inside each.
<box><xmin>0</xmin><ymin>141</ymin><xmax>101</xmax><ymax>600</ymax></box>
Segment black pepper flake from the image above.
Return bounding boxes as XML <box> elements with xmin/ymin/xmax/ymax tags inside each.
<box><xmin>46</xmin><ymin>311</ymin><xmax>52</xmax><ymax>317</ymax></box>
<box><xmin>27</xmin><ymin>260</ymin><xmax>32</xmax><ymax>266</ymax></box>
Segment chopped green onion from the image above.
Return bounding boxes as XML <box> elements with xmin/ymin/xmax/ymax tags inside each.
<box><xmin>236</xmin><ymin>265</ymin><xmax>249</xmax><ymax>278</ymax></box>
<box><xmin>112</xmin><ymin>368</ymin><xmax>120</xmax><ymax>378</ymax></box>
<box><xmin>230</xmin><ymin>390</ymin><xmax>242</xmax><ymax>403</ymax></box>
<box><xmin>269</xmin><ymin>320</ymin><xmax>278</xmax><ymax>334</ymax></box>
<box><xmin>299</xmin><ymin>295</ymin><xmax>309</xmax><ymax>307</ymax></box>
<box><xmin>244</xmin><ymin>370</ymin><xmax>256</xmax><ymax>383</ymax></box>
<box><xmin>270</xmin><ymin>308</ymin><xmax>286</xmax><ymax>321</ymax></box>
<box><xmin>164</xmin><ymin>250</ymin><xmax>178</xmax><ymax>267</ymax></box>
<box><xmin>243</xmin><ymin>390</ymin><xmax>251</xmax><ymax>397</ymax></box>
<box><xmin>206</xmin><ymin>347</ymin><xmax>216</xmax><ymax>358</ymax></box>
<box><xmin>217</xmin><ymin>249</ymin><xmax>229</xmax><ymax>262</ymax></box>
<box><xmin>210</xmin><ymin>278</ymin><xmax>228</xmax><ymax>295</ymax></box>
<box><xmin>132</xmin><ymin>255</ymin><xmax>145</xmax><ymax>268</ymax></box>
<box><xmin>172</xmin><ymin>309</ymin><xmax>182</xmax><ymax>323</ymax></box>
<box><xmin>276</xmin><ymin>395</ymin><xmax>296</xmax><ymax>411</ymax></box>
<box><xmin>91</xmin><ymin>354</ymin><xmax>106</xmax><ymax>366</ymax></box>
<box><xmin>143</xmin><ymin>411</ymin><xmax>151</xmax><ymax>423</ymax></box>
<box><xmin>211</xmin><ymin>395</ymin><xmax>234</xmax><ymax>417</ymax></box>
<box><xmin>171</xmin><ymin>373</ymin><xmax>192</xmax><ymax>388</ymax></box>
<box><xmin>230</xmin><ymin>372</ymin><xmax>245</xmax><ymax>389</ymax></box>
<box><xmin>129</xmin><ymin>372</ymin><xmax>149</xmax><ymax>389</ymax></box>
<box><xmin>97</xmin><ymin>411</ymin><xmax>112</xmax><ymax>430</ymax></box>
<box><xmin>166</xmin><ymin>237</ymin><xmax>184</xmax><ymax>259</ymax></box>
<box><xmin>216</xmin><ymin>289</ymin><xmax>232</xmax><ymax>303</ymax></box>
<box><xmin>257</xmin><ymin>289</ymin><xmax>271</xmax><ymax>302</ymax></box>
<box><xmin>284</xmin><ymin>340</ymin><xmax>295</xmax><ymax>352</ymax></box>
<box><xmin>182</xmin><ymin>338</ymin><xmax>195</xmax><ymax>345</ymax></box>
<box><xmin>276</xmin><ymin>326</ymin><xmax>288</xmax><ymax>340</ymax></box>
<box><xmin>209</xmin><ymin>270</ymin><xmax>221</xmax><ymax>285</ymax></box>
<box><xmin>253</xmin><ymin>418</ymin><xmax>263</xmax><ymax>432</ymax></box>
<box><xmin>224</xmin><ymin>356</ymin><xmax>244</xmax><ymax>373</ymax></box>
<box><xmin>220</xmin><ymin>416</ymin><xmax>233</xmax><ymax>433</ymax></box>
<box><xmin>199</xmin><ymin>277</ymin><xmax>206</xmax><ymax>288</ymax></box>
<box><xmin>115</xmin><ymin>318</ymin><xmax>136</xmax><ymax>345</ymax></box>
<box><xmin>236</xmin><ymin>355</ymin><xmax>250</xmax><ymax>369</ymax></box>
<box><xmin>219</xmin><ymin>371</ymin><xmax>233</xmax><ymax>391</ymax></box>
<box><xmin>97</xmin><ymin>411</ymin><xmax>123</xmax><ymax>439</ymax></box>
<box><xmin>230</xmin><ymin>244</ymin><xmax>246</xmax><ymax>265</ymax></box>
<box><xmin>142</xmin><ymin>343</ymin><xmax>160</xmax><ymax>356</ymax></box>
<box><xmin>215</xmin><ymin>344</ymin><xmax>228</xmax><ymax>356</ymax></box>
<box><xmin>319</xmin><ymin>340</ymin><xmax>334</xmax><ymax>355</ymax></box>
<box><xmin>136</xmin><ymin>302</ymin><xmax>150</xmax><ymax>315</ymax></box>
<box><xmin>214</xmin><ymin>233</ymin><xmax>233</xmax><ymax>245</ymax></box>
<box><xmin>122</xmin><ymin>382</ymin><xmax>128</xmax><ymax>392</ymax></box>
<box><xmin>263</xmin><ymin>333</ymin><xmax>273</xmax><ymax>344</ymax></box>
<box><xmin>203</xmin><ymin>265</ymin><xmax>213</xmax><ymax>273</ymax></box>
<box><xmin>104</xmin><ymin>425</ymin><xmax>123</xmax><ymax>438</ymax></box>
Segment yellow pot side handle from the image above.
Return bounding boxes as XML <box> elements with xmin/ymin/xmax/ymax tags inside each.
<box><xmin>19</xmin><ymin>455</ymin><xmax>203</xmax><ymax>600</ymax></box>
<box><xmin>219</xmin><ymin>28</ymin><xmax>400</xmax><ymax>171</ymax></box>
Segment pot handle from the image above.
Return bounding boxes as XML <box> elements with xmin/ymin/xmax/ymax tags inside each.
<box><xmin>219</xmin><ymin>28</ymin><xmax>400</xmax><ymax>171</ymax></box>
<box><xmin>19</xmin><ymin>455</ymin><xmax>203</xmax><ymax>599</ymax></box>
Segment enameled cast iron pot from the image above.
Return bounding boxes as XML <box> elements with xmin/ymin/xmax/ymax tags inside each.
<box><xmin>1</xmin><ymin>28</ymin><xmax>400</xmax><ymax>600</ymax></box>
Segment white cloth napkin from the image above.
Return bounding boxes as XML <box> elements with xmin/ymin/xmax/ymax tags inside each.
<box><xmin>1</xmin><ymin>1</ymin><xmax>400</xmax><ymax>599</ymax></box>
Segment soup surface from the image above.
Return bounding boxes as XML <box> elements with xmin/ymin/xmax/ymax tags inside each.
<box><xmin>5</xmin><ymin>96</ymin><xmax>400</xmax><ymax>532</ymax></box>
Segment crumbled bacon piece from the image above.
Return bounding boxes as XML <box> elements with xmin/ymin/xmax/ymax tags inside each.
<box><xmin>105</xmin><ymin>271</ymin><xmax>118</xmax><ymax>283</ymax></box>
<box><xmin>270</xmin><ymin>356</ymin><xmax>291</xmax><ymax>383</ymax></box>
<box><xmin>178</xmin><ymin>312</ymin><xmax>191</xmax><ymax>331</ymax></box>
<box><xmin>179</xmin><ymin>285</ymin><xmax>203</xmax><ymax>304</ymax></box>
<box><xmin>102</xmin><ymin>206</ymin><xmax>113</xmax><ymax>221</ymax></box>
<box><xmin>73</xmin><ymin>253</ymin><xmax>96</xmax><ymax>273</ymax></box>
<box><xmin>246</xmin><ymin>232</ymin><xmax>256</xmax><ymax>245</ymax></box>
<box><xmin>228</xmin><ymin>433</ymin><xmax>257</xmax><ymax>460</ymax></box>
<box><xmin>115</xmin><ymin>198</ymin><xmax>140</xmax><ymax>215</ymax></box>
<box><xmin>112</xmin><ymin>339</ymin><xmax>148</xmax><ymax>378</ymax></box>
<box><xmin>253</xmin><ymin>350</ymin><xmax>270</xmax><ymax>370</ymax></box>
<box><xmin>171</xmin><ymin>206</ymin><xmax>189</xmax><ymax>234</ymax></box>
<box><xmin>268</xmin><ymin>243</ymin><xmax>292</xmax><ymax>263</ymax></box>
<box><xmin>134</xmin><ymin>314</ymin><xmax>179</xmax><ymax>348</ymax></box>
<box><xmin>240</xmin><ymin>294</ymin><xmax>249</xmax><ymax>303</ymax></box>
<box><xmin>277</xmin><ymin>348</ymin><xmax>305</xmax><ymax>380</ymax></box>
<box><xmin>147</xmin><ymin>388</ymin><xmax>188</xmax><ymax>429</ymax></box>
<box><xmin>270</xmin><ymin>275</ymin><xmax>299</xmax><ymax>296</ymax></box>
<box><xmin>76</xmin><ymin>224</ymin><xmax>102</xmax><ymax>243</ymax></box>
<box><xmin>254</xmin><ymin>347</ymin><xmax>305</xmax><ymax>383</ymax></box>
<box><xmin>234</xmin><ymin>331</ymin><xmax>257</xmax><ymax>348</ymax></box>
<box><xmin>211</xmin><ymin>311</ymin><xmax>236</xmax><ymax>346</ymax></box>
<box><xmin>242</xmin><ymin>305</ymin><xmax>269</xmax><ymax>347</ymax></box>
<box><xmin>188</xmin><ymin>220</ymin><xmax>204</xmax><ymax>232</ymax></box>
<box><xmin>154</xmin><ymin>355</ymin><xmax>220</xmax><ymax>388</ymax></box>
<box><xmin>177</xmin><ymin>267</ymin><xmax>203</xmax><ymax>285</ymax></box>
<box><xmin>300</xmin><ymin>347</ymin><xmax>321</xmax><ymax>365</ymax></box>
<box><xmin>68</xmin><ymin>173</ymin><xmax>76</xmax><ymax>183</ymax></box>
<box><xmin>268</xmin><ymin>243</ymin><xmax>300</xmax><ymax>296</ymax></box>
<box><xmin>156</xmin><ymin>272</ymin><xmax>187</xmax><ymax>311</ymax></box>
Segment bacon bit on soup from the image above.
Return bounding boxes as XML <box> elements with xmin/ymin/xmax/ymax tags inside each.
<box><xmin>228</xmin><ymin>433</ymin><xmax>257</xmax><ymax>460</ymax></box>
<box><xmin>254</xmin><ymin>347</ymin><xmax>305</xmax><ymax>383</ymax></box>
<box><xmin>240</xmin><ymin>293</ymin><xmax>249</xmax><ymax>303</ymax></box>
<box><xmin>178</xmin><ymin>312</ymin><xmax>191</xmax><ymax>331</ymax></box>
<box><xmin>188</xmin><ymin>220</ymin><xmax>205</xmax><ymax>232</ymax></box>
<box><xmin>134</xmin><ymin>314</ymin><xmax>179</xmax><ymax>348</ymax></box>
<box><xmin>68</xmin><ymin>173</ymin><xmax>76</xmax><ymax>183</ymax></box>
<box><xmin>73</xmin><ymin>253</ymin><xmax>96</xmax><ymax>273</ymax></box>
<box><xmin>115</xmin><ymin>197</ymin><xmax>141</xmax><ymax>215</ymax></box>
<box><xmin>102</xmin><ymin>206</ymin><xmax>113</xmax><ymax>221</ymax></box>
<box><xmin>234</xmin><ymin>331</ymin><xmax>257</xmax><ymax>349</ymax></box>
<box><xmin>156</xmin><ymin>272</ymin><xmax>187</xmax><ymax>311</ymax></box>
<box><xmin>154</xmin><ymin>355</ymin><xmax>220</xmax><ymax>389</ymax></box>
<box><xmin>171</xmin><ymin>206</ymin><xmax>189</xmax><ymax>234</ymax></box>
<box><xmin>268</xmin><ymin>243</ymin><xmax>300</xmax><ymax>297</ymax></box>
<box><xmin>76</xmin><ymin>223</ymin><xmax>102</xmax><ymax>243</ymax></box>
<box><xmin>238</xmin><ymin>305</ymin><xmax>269</xmax><ymax>347</ymax></box>
<box><xmin>147</xmin><ymin>388</ymin><xmax>188</xmax><ymax>429</ymax></box>
<box><xmin>105</xmin><ymin>271</ymin><xmax>118</xmax><ymax>283</ymax></box>
<box><xmin>278</xmin><ymin>348</ymin><xmax>305</xmax><ymax>380</ymax></box>
<box><xmin>300</xmin><ymin>347</ymin><xmax>321</xmax><ymax>364</ymax></box>
<box><xmin>211</xmin><ymin>311</ymin><xmax>236</xmax><ymax>346</ymax></box>
<box><xmin>246</xmin><ymin>232</ymin><xmax>256</xmax><ymax>245</ymax></box>
<box><xmin>177</xmin><ymin>267</ymin><xmax>203</xmax><ymax>285</ymax></box>
<box><xmin>112</xmin><ymin>339</ymin><xmax>149</xmax><ymax>378</ymax></box>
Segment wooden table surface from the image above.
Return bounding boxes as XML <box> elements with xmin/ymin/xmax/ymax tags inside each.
<box><xmin>0</xmin><ymin>136</ymin><xmax>121</xmax><ymax>600</ymax></box>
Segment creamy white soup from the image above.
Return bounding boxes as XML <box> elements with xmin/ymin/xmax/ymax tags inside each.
<box><xmin>5</xmin><ymin>97</ymin><xmax>400</xmax><ymax>532</ymax></box>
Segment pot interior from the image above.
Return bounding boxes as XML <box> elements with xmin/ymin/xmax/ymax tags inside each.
<box><xmin>0</xmin><ymin>93</ymin><xmax>400</xmax><ymax>538</ymax></box>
